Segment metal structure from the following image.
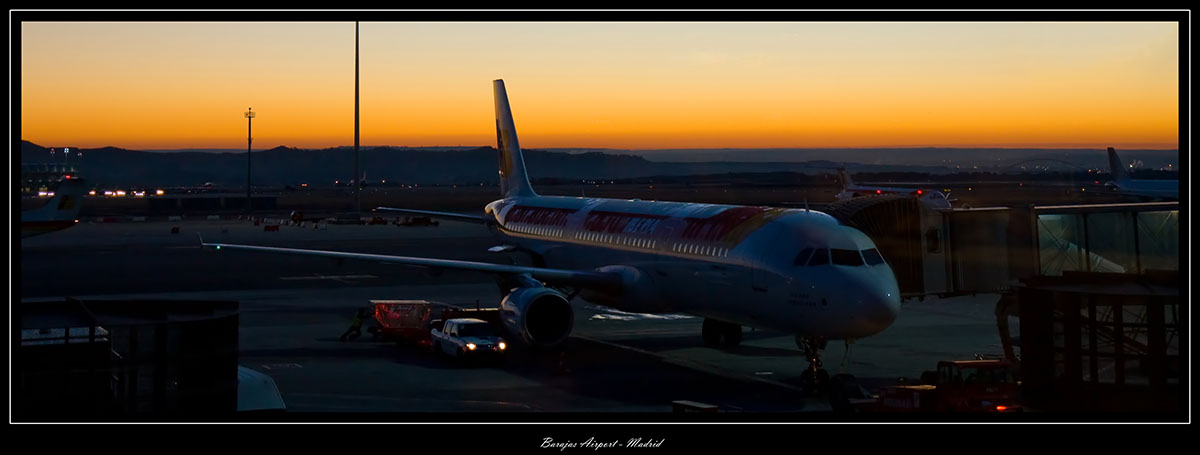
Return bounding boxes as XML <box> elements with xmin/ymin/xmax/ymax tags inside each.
<box><xmin>17</xmin><ymin>298</ymin><xmax>240</xmax><ymax>417</ymax></box>
<box><xmin>1013</xmin><ymin>272</ymin><xmax>1180</xmax><ymax>412</ymax></box>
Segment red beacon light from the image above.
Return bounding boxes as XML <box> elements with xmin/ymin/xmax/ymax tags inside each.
<box><xmin>916</xmin><ymin>189</ymin><xmax>923</xmax><ymax>195</ymax></box>
<box><xmin>876</xmin><ymin>189</ymin><xmax>882</xmax><ymax>194</ymax></box>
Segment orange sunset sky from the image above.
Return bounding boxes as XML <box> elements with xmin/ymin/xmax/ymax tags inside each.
<box><xmin>20</xmin><ymin>21</ymin><xmax>1180</xmax><ymax>151</ymax></box>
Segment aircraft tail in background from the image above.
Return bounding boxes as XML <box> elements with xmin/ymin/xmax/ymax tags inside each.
<box><xmin>22</xmin><ymin>177</ymin><xmax>87</xmax><ymax>238</ymax></box>
<box><xmin>1107</xmin><ymin>147</ymin><xmax>1131</xmax><ymax>182</ymax></box>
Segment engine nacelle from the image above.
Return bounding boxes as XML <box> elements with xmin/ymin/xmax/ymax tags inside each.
<box><xmin>500</xmin><ymin>287</ymin><xmax>573</xmax><ymax>348</ymax></box>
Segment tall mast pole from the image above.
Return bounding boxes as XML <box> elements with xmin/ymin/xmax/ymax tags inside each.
<box><xmin>245</xmin><ymin>107</ymin><xmax>255</xmax><ymax>216</ymax></box>
<box><xmin>354</xmin><ymin>20</ymin><xmax>360</xmax><ymax>216</ymax></box>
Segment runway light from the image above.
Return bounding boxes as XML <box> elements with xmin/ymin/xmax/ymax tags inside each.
<box><xmin>498</xmin><ymin>342</ymin><xmax>506</xmax><ymax>350</ymax></box>
<box><xmin>88</xmin><ymin>190</ymin><xmax>96</xmax><ymax>196</ymax></box>
<box><xmin>156</xmin><ymin>189</ymin><xmax>165</xmax><ymax>195</ymax></box>
<box><xmin>996</xmin><ymin>405</ymin><xmax>1008</xmax><ymax>412</ymax></box>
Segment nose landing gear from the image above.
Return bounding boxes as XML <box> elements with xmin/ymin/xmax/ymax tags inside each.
<box><xmin>796</xmin><ymin>336</ymin><xmax>829</xmax><ymax>394</ymax></box>
<box><xmin>702</xmin><ymin>318</ymin><xmax>743</xmax><ymax>348</ymax></box>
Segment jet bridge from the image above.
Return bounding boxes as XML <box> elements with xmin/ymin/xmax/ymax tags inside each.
<box><xmin>829</xmin><ymin>196</ymin><xmax>1182</xmax><ymax>412</ymax></box>
<box><xmin>826</xmin><ymin>195</ymin><xmax>1012</xmax><ymax>297</ymax></box>
<box><xmin>826</xmin><ymin>197</ymin><xmax>1178</xmax><ymax>298</ymax></box>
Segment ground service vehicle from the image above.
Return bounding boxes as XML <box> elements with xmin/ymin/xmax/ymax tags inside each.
<box><xmin>855</xmin><ymin>360</ymin><xmax>1021</xmax><ymax>412</ymax></box>
<box><xmin>367</xmin><ymin>300</ymin><xmax>433</xmax><ymax>345</ymax></box>
<box><xmin>430</xmin><ymin>318</ymin><xmax>507</xmax><ymax>363</ymax></box>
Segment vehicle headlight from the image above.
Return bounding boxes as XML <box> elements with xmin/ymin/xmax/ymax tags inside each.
<box><xmin>498</xmin><ymin>342</ymin><xmax>507</xmax><ymax>350</ymax></box>
<box><xmin>466</xmin><ymin>343</ymin><xmax>476</xmax><ymax>351</ymax></box>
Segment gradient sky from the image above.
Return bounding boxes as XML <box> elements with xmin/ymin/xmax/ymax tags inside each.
<box><xmin>21</xmin><ymin>21</ymin><xmax>1180</xmax><ymax>150</ymax></box>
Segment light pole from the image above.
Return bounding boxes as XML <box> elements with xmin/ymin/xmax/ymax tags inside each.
<box><xmin>245</xmin><ymin>107</ymin><xmax>255</xmax><ymax>216</ymax></box>
<box><xmin>354</xmin><ymin>20</ymin><xmax>360</xmax><ymax>216</ymax></box>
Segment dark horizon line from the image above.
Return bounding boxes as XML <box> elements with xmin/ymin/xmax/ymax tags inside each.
<box><xmin>20</xmin><ymin>141</ymin><xmax>1182</xmax><ymax>153</ymax></box>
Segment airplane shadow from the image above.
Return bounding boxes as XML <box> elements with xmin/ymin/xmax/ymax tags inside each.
<box><xmin>614</xmin><ymin>333</ymin><xmax>803</xmax><ymax>358</ymax></box>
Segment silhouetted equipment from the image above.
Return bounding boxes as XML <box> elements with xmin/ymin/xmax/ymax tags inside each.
<box><xmin>17</xmin><ymin>298</ymin><xmax>239</xmax><ymax>418</ymax></box>
<box><xmin>1014</xmin><ymin>271</ymin><xmax>1179</xmax><ymax>412</ymax></box>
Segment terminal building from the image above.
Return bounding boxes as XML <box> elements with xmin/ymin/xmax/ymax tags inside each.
<box><xmin>827</xmin><ymin>195</ymin><xmax>1181</xmax><ymax>412</ymax></box>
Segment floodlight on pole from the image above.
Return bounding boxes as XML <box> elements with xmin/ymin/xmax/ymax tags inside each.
<box><xmin>245</xmin><ymin>107</ymin><xmax>255</xmax><ymax>216</ymax></box>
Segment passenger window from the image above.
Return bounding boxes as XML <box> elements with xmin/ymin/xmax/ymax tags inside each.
<box><xmin>807</xmin><ymin>248</ymin><xmax>829</xmax><ymax>266</ymax></box>
<box><xmin>831</xmin><ymin>249</ymin><xmax>864</xmax><ymax>266</ymax></box>
<box><xmin>793</xmin><ymin>247</ymin><xmax>814</xmax><ymax>266</ymax></box>
<box><xmin>862</xmin><ymin>248</ymin><xmax>886</xmax><ymax>265</ymax></box>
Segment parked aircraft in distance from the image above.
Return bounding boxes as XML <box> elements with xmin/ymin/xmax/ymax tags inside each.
<box><xmin>202</xmin><ymin>80</ymin><xmax>902</xmax><ymax>390</ymax></box>
<box><xmin>1105</xmin><ymin>147</ymin><xmax>1178</xmax><ymax>200</ymax></box>
<box><xmin>834</xmin><ymin>167</ymin><xmax>953</xmax><ymax>210</ymax></box>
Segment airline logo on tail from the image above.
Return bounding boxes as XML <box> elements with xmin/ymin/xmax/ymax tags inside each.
<box><xmin>22</xmin><ymin>177</ymin><xmax>87</xmax><ymax>238</ymax></box>
<box><xmin>494</xmin><ymin>79</ymin><xmax>536</xmax><ymax>198</ymax></box>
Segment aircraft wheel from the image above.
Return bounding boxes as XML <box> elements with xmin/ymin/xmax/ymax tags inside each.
<box><xmin>722</xmin><ymin>323</ymin><xmax>743</xmax><ymax>347</ymax></box>
<box><xmin>800</xmin><ymin>369</ymin><xmax>817</xmax><ymax>393</ymax></box>
<box><xmin>702</xmin><ymin>318</ymin><xmax>722</xmax><ymax>347</ymax></box>
<box><xmin>800</xmin><ymin>368</ymin><xmax>831</xmax><ymax>395</ymax></box>
<box><xmin>817</xmin><ymin>369</ymin><xmax>831</xmax><ymax>388</ymax></box>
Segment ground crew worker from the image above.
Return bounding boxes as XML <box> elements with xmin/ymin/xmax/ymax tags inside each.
<box><xmin>340</xmin><ymin>307</ymin><xmax>371</xmax><ymax>341</ymax></box>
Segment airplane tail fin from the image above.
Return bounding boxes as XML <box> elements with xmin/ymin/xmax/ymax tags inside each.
<box><xmin>837</xmin><ymin>166</ymin><xmax>854</xmax><ymax>189</ymax></box>
<box><xmin>493</xmin><ymin>79</ymin><xmax>537</xmax><ymax>198</ymax></box>
<box><xmin>1107</xmin><ymin>147</ymin><xmax>1130</xmax><ymax>182</ymax></box>
<box><xmin>23</xmin><ymin>177</ymin><xmax>86</xmax><ymax>222</ymax></box>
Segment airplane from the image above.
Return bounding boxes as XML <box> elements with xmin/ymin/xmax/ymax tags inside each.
<box><xmin>834</xmin><ymin>167</ymin><xmax>953</xmax><ymax>210</ymax></box>
<box><xmin>21</xmin><ymin>176</ymin><xmax>87</xmax><ymax>238</ymax></box>
<box><xmin>1104</xmin><ymin>147</ymin><xmax>1178</xmax><ymax>200</ymax></box>
<box><xmin>201</xmin><ymin>80</ymin><xmax>902</xmax><ymax>389</ymax></box>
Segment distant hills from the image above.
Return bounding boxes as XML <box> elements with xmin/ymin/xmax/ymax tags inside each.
<box><xmin>20</xmin><ymin>140</ymin><xmax>1178</xmax><ymax>187</ymax></box>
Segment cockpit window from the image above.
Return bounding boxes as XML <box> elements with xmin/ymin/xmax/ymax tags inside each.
<box><xmin>862</xmin><ymin>248</ymin><xmax>886</xmax><ymax>265</ymax></box>
<box><xmin>793</xmin><ymin>247</ymin><xmax>814</xmax><ymax>266</ymax></box>
<box><xmin>807</xmin><ymin>248</ymin><xmax>829</xmax><ymax>266</ymax></box>
<box><xmin>830</xmin><ymin>249</ymin><xmax>864</xmax><ymax>266</ymax></box>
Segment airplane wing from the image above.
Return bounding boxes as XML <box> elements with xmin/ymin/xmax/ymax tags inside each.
<box><xmin>374</xmin><ymin>207</ymin><xmax>490</xmax><ymax>224</ymax></box>
<box><xmin>199</xmin><ymin>238</ymin><xmax>622</xmax><ymax>291</ymax></box>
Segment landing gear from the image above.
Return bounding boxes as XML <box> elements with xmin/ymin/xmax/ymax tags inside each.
<box><xmin>796</xmin><ymin>336</ymin><xmax>829</xmax><ymax>394</ymax></box>
<box><xmin>702</xmin><ymin>318</ymin><xmax>743</xmax><ymax>348</ymax></box>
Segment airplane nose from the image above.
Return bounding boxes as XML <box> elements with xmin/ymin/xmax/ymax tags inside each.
<box><xmin>866</xmin><ymin>289</ymin><xmax>901</xmax><ymax>328</ymax></box>
<box><xmin>851</xmin><ymin>273</ymin><xmax>901</xmax><ymax>335</ymax></box>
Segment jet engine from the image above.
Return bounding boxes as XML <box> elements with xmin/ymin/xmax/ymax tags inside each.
<box><xmin>500</xmin><ymin>286</ymin><xmax>573</xmax><ymax>347</ymax></box>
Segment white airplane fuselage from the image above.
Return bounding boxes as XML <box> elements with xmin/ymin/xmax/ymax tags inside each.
<box><xmin>1105</xmin><ymin>179</ymin><xmax>1179</xmax><ymax>200</ymax></box>
<box><xmin>484</xmin><ymin>194</ymin><xmax>902</xmax><ymax>340</ymax></box>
